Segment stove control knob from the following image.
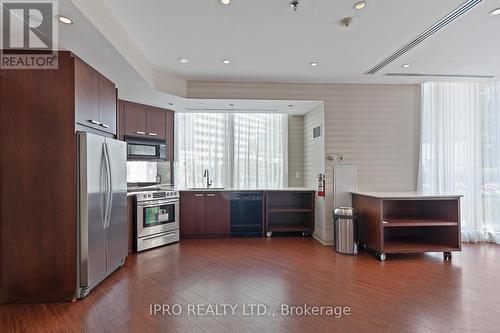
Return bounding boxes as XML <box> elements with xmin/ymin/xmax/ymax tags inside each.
<box><xmin>148</xmin><ymin>194</ymin><xmax>152</xmax><ymax>198</ymax></box>
<box><xmin>143</xmin><ymin>194</ymin><xmax>148</xmax><ymax>199</ymax></box>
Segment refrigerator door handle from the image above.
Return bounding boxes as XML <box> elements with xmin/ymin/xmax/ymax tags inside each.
<box><xmin>101</xmin><ymin>143</ymin><xmax>108</xmax><ymax>229</ymax></box>
<box><xmin>104</xmin><ymin>142</ymin><xmax>113</xmax><ymax>229</ymax></box>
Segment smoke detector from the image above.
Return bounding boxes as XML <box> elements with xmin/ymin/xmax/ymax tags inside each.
<box><xmin>290</xmin><ymin>0</ymin><xmax>299</xmax><ymax>11</ymax></box>
<box><xmin>341</xmin><ymin>17</ymin><xmax>354</xmax><ymax>28</ymax></box>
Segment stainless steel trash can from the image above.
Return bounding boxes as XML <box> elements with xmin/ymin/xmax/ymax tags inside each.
<box><xmin>333</xmin><ymin>207</ymin><xmax>358</xmax><ymax>255</ymax></box>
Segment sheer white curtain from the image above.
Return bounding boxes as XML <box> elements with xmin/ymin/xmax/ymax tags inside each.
<box><xmin>419</xmin><ymin>82</ymin><xmax>500</xmax><ymax>243</ymax></box>
<box><xmin>175</xmin><ymin>113</ymin><xmax>288</xmax><ymax>189</ymax></box>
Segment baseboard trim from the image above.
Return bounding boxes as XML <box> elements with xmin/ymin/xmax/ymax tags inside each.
<box><xmin>312</xmin><ymin>233</ymin><xmax>334</xmax><ymax>246</ymax></box>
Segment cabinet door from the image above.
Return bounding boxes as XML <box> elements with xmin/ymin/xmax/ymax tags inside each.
<box><xmin>75</xmin><ymin>57</ymin><xmax>99</xmax><ymax>129</ymax></box>
<box><xmin>97</xmin><ymin>74</ymin><xmax>117</xmax><ymax>134</ymax></box>
<box><xmin>180</xmin><ymin>192</ymin><xmax>206</xmax><ymax>236</ymax></box>
<box><xmin>165</xmin><ymin>111</ymin><xmax>174</xmax><ymax>161</ymax></box>
<box><xmin>205</xmin><ymin>192</ymin><xmax>230</xmax><ymax>235</ymax></box>
<box><xmin>146</xmin><ymin>107</ymin><xmax>166</xmax><ymax>139</ymax></box>
<box><xmin>123</xmin><ymin>101</ymin><xmax>147</xmax><ymax>137</ymax></box>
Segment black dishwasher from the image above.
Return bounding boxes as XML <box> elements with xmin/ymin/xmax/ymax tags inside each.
<box><xmin>230</xmin><ymin>192</ymin><xmax>263</xmax><ymax>237</ymax></box>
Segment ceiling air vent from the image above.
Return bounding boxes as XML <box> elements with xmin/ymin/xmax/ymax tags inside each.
<box><xmin>385</xmin><ymin>73</ymin><xmax>495</xmax><ymax>79</ymax></box>
<box><xmin>365</xmin><ymin>0</ymin><xmax>482</xmax><ymax>75</ymax></box>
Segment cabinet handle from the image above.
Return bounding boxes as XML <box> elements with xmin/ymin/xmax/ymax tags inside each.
<box><xmin>148</xmin><ymin>132</ymin><xmax>157</xmax><ymax>136</ymax></box>
<box><xmin>88</xmin><ymin>119</ymin><xmax>100</xmax><ymax>125</ymax></box>
<box><xmin>136</xmin><ymin>131</ymin><xmax>146</xmax><ymax>135</ymax></box>
<box><xmin>194</xmin><ymin>194</ymin><xmax>204</xmax><ymax>197</ymax></box>
<box><xmin>206</xmin><ymin>194</ymin><xmax>216</xmax><ymax>197</ymax></box>
<box><xmin>100</xmin><ymin>123</ymin><xmax>110</xmax><ymax>129</ymax></box>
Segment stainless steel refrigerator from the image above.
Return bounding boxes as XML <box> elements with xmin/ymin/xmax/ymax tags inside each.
<box><xmin>77</xmin><ymin>132</ymin><xmax>128</xmax><ymax>298</ymax></box>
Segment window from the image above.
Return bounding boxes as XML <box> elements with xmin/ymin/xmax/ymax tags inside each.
<box><xmin>175</xmin><ymin>113</ymin><xmax>288</xmax><ymax>189</ymax></box>
<box><xmin>419</xmin><ymin>81</ymin><xmax>500</xmax><ymax>244</ymax></box>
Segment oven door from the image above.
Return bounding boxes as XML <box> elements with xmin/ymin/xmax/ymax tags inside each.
<box><xmin>136</xmin><ymin>199</ymin><xmax>179</xmax><ymax>238</ymax></box>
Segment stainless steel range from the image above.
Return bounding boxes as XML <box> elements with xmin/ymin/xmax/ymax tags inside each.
<box><xmin>134</xmin><ymin>190</ymin><xmax>179</xmax><ymax>252</ymax></box>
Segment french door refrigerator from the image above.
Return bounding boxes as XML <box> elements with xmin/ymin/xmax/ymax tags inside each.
<box><xmin>77</xmin><ymin>132</ymin><xmax>128</xmax><ymax>298</ymax></box>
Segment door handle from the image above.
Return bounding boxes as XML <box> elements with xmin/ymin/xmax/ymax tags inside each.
<box><xmin>89</xmin><ymin>119</ymin><xmax>100</xmax><ymax>125</ymax></box>
<box><xmin>148</xmin><ymin>132</ymin><xmax>157</xmax><ymax>136</ymax></box>
<box><xmin>194</xmin><ymin>194</ymin><xmax>204</xmax><ymax>197</ymax></box>
<box><xmin>103</xmin><ymin>143</ymin><xmax>113</xmax><ymax>228</ymax></box>
<box><xmin>136</xmin><ymin>131</ymin><xmax>146</xmax><ymax>135</ymax></box>
<box><xmin>206</xmin><ymin>194</ymin><xmax>216</xmax><ymax>197</ymax></box>
<box><xmin>142</xmin><ymin>232</ymin><xmax>176</xmax><ymax>241</ymax></box>
<box><xmin>100</xmin><ymin>123</ymin><xmax>110</xmax><ymax>129</ymax></box>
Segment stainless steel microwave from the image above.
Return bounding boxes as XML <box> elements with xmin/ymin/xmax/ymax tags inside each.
<box><xmin>125</xmin><ymin>136</ymin><xmax>167</xmax><ymax>161</ymax></box>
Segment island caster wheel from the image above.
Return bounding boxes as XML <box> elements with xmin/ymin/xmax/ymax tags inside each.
<box><xmin>376</xmin><ymin>252</ymin><xmax>387</xmax><ymax>261</ymax></box>
<box><xmin>266</xmin><ymin>231</ymin><xmax>273</xmax><ymax>238</ymax></box>
<box><xmin>444</xmin><ymin>252</ymin><xmax>452</xmax><ymax>260</ymax></box>
<box><xmin>301</xmin><ymin>232</ymin><xmax>310</xmax><ymax>238</ymax></box>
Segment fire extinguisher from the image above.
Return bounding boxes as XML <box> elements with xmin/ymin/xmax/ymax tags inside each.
<box><xmin>317</xmin><ymin>174</ymin><xmax>325</xmax><ymax>197</ymax></box>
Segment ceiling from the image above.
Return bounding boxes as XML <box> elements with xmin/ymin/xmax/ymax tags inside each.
<box><xmin>101</xmin><ymin>0</ymin><xmax>500</xmax><ymax>83</ymax></box>
<box><xmin>52</xmin><ymin>0</ymin><xmax>500</xmax><ymax>112</ymax></box>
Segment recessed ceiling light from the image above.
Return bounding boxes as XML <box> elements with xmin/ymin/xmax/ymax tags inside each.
<box><xmin>353</xmin><ymin>1</ymin><xmax>366</xmax><ymax>10</ymax></box>
<box><xmin>222</xmin><ymin>59</ymin><xmax>231</xmax><ymax>64</ymax></box>
<box><xmin>56</xmin><ymin>15</ymin><xmax>73</xmax><ymax>24</ymax></box>
<box><xmin>309</xmin><ymin>62</ymin><xmax>319</xmax><ymax>67</ymax></box>
<box><xmin>288</xmin><ymin>104</ymin><xmax>294</xmax><ymax>107</ymax></box>
<box><xmin>401</xmin><ymin>63</ymin><xmax>412</xmax><ymax>68</ymax></box>
<box><xmin>490</xmin><ymin>8</ymin><xmax>500</xmax><ymax>16</ymax></box>
<box><xmin>229</xmin><ymin>103</ymin><xmax>235</xmax><ymax>107</ymax></box>
<box><xmin>167</xmin><ymin>102</ymin><xmax>174</xmax><ymax>106</ymax></box>
<box><xmin>220</xmin><ymin>0</ymin><xmax>231</xmax><ymax>5</ymax></box>
<box><xmin>178</xmin><ymin>58</ymin><xmax>189</xmax><ymax>64</ymax></box>
<box><xmin>198</xmin><ymin>103</ymin><xmax>204</xmax><ymax>106</ymax></box>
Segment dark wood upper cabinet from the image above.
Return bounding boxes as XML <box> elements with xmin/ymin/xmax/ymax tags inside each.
<box><xmin>123</xmin><ymin>101</ymin><xmax>147</xmax><ymax>137</ymax></box>
<box><xmin>205</xmin><ymin>193</ymin><xmax>230</xmax><ymax>235</ymax></box>
<box><xmin>180</xmin><ymin>192</ymin><xmax>207</xmax><ymax>236</ymax></box>
<box><xmin>118</xmin><ymin>100</ymin><xmax>175</xmax><ymax>160</ymax></box>
<box><xmin>74</xmin><ymin>57</ymin><xmax>117</xmax><ymax>135</ymax></box>
<box><xmin>146</xmin><ymin>108</ymin><xmax>166</xmax><ymax>139</ymax></box>
<box><xmin>75</xmin><ymin>57</ymin><xmax>99</xmax><ymax>128</ymax></box>
<box><xmin>97</xmin><ymin>74</ymin><xmax>117</xmax><ymax>134</ymax></box>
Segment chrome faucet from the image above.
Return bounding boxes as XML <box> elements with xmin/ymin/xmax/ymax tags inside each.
<box><xmin>156</xmin><ymin>173</ymin><xmax>162</xmax><ymax>185</ymax></box>
<box><xmin>203</xmin><ymin>169</ymin><xmax>212</xmax><ymax>188</ymax></box>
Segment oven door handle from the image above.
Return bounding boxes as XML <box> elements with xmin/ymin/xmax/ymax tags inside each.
<box><xmin>137</xmin><ymin>201</ymin><xmax>178</xmax><ymax>208</ymax></box>
<box><xmin>141</xmin><ymin>232</ymin><xmax>177</xmax><ymax>241</ymax></box>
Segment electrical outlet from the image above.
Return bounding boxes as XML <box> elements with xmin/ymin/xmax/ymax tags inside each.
<box><xmin>329</xmin><ymin>154</ymin><xmax>344</xmax><ymax>163</ymax></box>
<box><xmin>295</xmin><ymin>171</ymin><xmax>301</xmax><ymax>178</ymax></box>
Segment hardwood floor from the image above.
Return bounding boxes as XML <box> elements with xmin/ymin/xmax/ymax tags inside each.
<box><xmin>1</xmin><ymin>238</ymin><xmax>500</xmax><ymax>332</ymax></box>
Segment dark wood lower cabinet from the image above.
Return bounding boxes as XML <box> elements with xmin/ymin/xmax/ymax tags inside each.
<box><xmin>205</xmin><ymin>193</ymin><xmax>230</xmax><ymax>235</ymax></box>
<box><xmin>180</xmin><ymin>192</ymin><xmax>229</xmax><ymax>237</ymax></box>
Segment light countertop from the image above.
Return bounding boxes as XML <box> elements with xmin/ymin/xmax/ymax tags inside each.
<box><xmin>350</xmin><ymin>191</ymin><xmax>462</xmax><ymax>199</ymax></box>
<box><xmin>127</xmin><ymin>187</ymin><xmax>315</xmax><ymax>196</ymax></box>
<box><xmin>177</xmin><ymin>187</ymin><xmax>316</xmax><ymax>192</ymax></box>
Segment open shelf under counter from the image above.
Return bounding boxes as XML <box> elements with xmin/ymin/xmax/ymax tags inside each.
<box><xmin>265</xmin><ymin>191</ymin><xmax>315</xmax><ymax>237</ymax></box>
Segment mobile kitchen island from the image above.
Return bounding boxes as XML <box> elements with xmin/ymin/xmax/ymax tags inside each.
<box><xmin>351</xmin><ymin>192</ymin><xmax>462</xmax><ymax>261</ymax></box>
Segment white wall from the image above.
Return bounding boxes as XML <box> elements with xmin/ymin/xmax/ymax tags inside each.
<box><xmin>303</xmin><ymin>105</ymin><xmax>326</xmax><ymax>242</ymax></box>
<box><xmin>187</xmin><ymin>81</ymin><xmax>421</xmax><ymax>244</ymax></box>
<box><xmin>288</xmin><ymin>115</ymin><xmax>304</xmax><ymax>187</ymax></box>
